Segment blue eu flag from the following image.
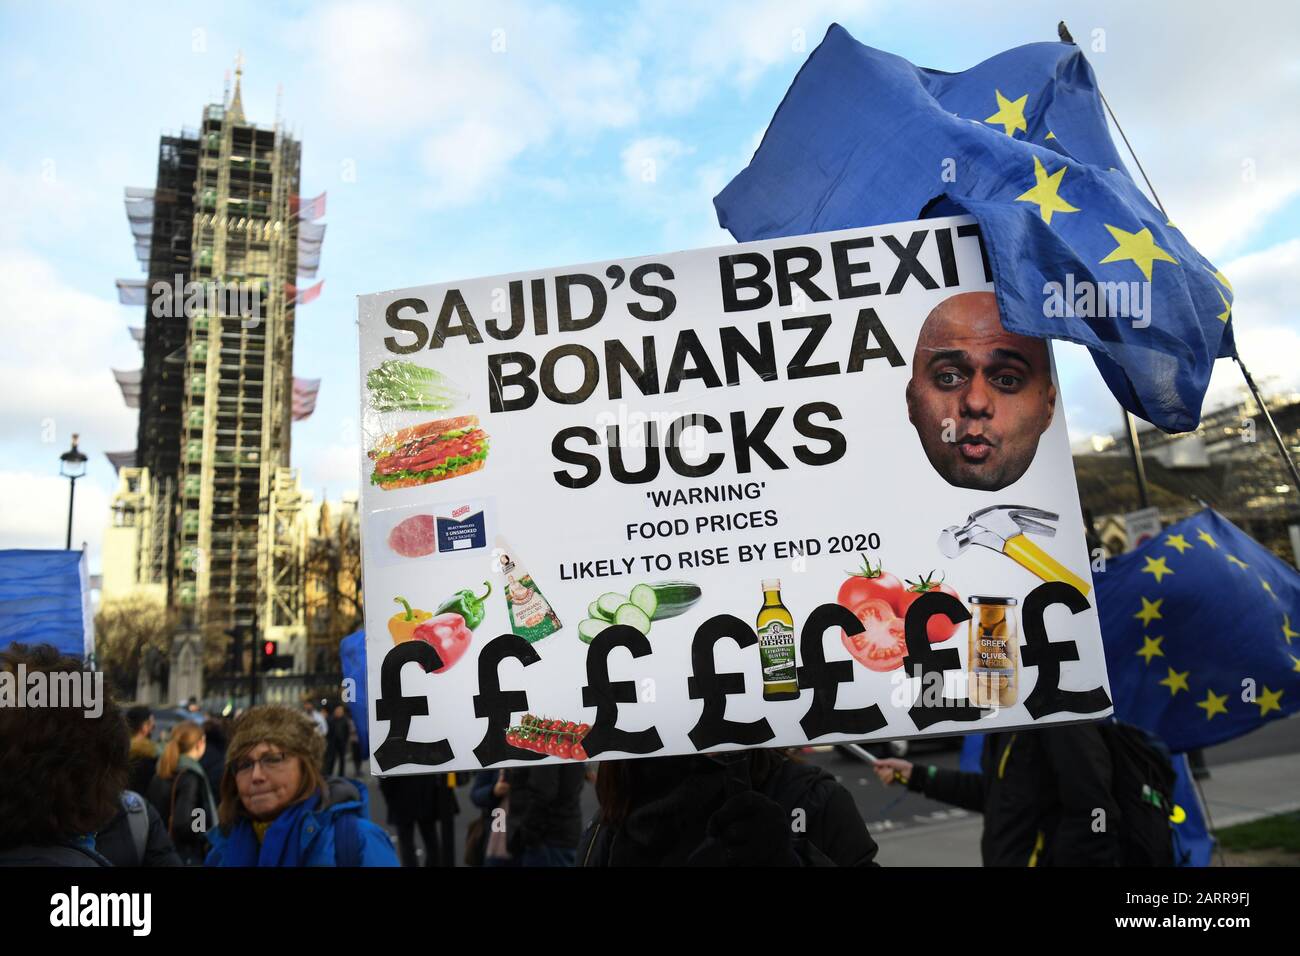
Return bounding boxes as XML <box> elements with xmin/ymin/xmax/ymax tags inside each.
<box><xmin>0</xmin><ymin>549</ymin><xmax>92</xmax><ymax>660</ymax></box>
<box><xmin>714</xmin><ymin>24</ymin><xmax>1235</xmax><ymax>433</ymax></box>
<box><xmin>1098</xmin><ymin>510</ymin><xmax>1300</xmax><ymax>752</ymax></box>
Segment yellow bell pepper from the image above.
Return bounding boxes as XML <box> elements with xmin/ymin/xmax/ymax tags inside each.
<box><xmin>389</xmin><ymin>596</ymin><xmax>432</xmax><ymax>643</ymax></box>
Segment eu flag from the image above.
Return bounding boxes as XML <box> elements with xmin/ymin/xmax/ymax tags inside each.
<box><xmin>0</xmin><ymin>549</ymin><xmax>93</xmax><ymax>661</ymax></box>
<box><xmin>1098</xmin><ymin>510</ymin><xmax>1300</xmax><ymax>752</ymax></box>
<box><xmin>714</xmin><ymin>24</ymin><xmax>1235</xmax><ymax>433</ymax></box>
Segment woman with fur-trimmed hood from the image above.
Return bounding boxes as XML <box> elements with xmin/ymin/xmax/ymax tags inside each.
<box><xmin>205</xmin><ymin>705</ymin><xmax>398</xmax><ymax>867</ymax></box>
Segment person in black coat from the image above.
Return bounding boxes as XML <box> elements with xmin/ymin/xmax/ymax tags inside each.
<box><xmin>125</xmin><ymin>705</ymin><xmax>160</xmax><ymax>796</ymax></box>
<box><xmin>378</xmin><ymin>773</ymin><xmax>459</xmax><ymax>866</ymax></box>
<box><xmin>507</xmin><ymin>763</ymin><xmax>587</xmax><ymax>866</ymax></box>
<box><xmin>199</xmin><ymin>718</ymin><xmax>228</xmax><ymax>786</ymax></box>
<box><xmin>96</xmin><ymin>791</ymin><xmax>183</xmax><ymax>867</ymax></box>
<box><xmin>146</xmin><ymin>721</ymin><xmax>218</xmax><ymax>866</ymax></box>
<box><xmin>875</xmin><ymin>725</ymin><xmax>1121</xmax><ymax>866</ymax></box>
<box><xmin>579</xmin><ymin>750</ymin><xmax>875</xmax><ymax>867</ymax></box>
<box><xmin>324</xmin><ymin>705</ymin><xmax>351</xmax><ymax>776</ymax></box>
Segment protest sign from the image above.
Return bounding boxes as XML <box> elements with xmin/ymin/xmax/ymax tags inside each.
<box><xmin>356</xmin><ymin>214</ymin><xmax>1112</xmax><ymax>774</ymax></box>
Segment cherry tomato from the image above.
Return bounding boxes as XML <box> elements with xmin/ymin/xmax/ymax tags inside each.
<box><xmin>571</xmin><ymin>742</ymin><xmax>587</xmax><ymax>760</ymax></box>
<box><xmin>505</xmin><ymin>731</ymin><xmax>518</xmax><ymax>748</ymax></box>
<box><xmin>896</xmin><ymin>571</ymin><xmax>961</xmax><ymax>643</ymax></box>
<box><xmin>553</xmin><ymin>739</ymin><xmax>573</xmax><ymax>760</ymax></box>
<box><xmin>837</xmin><ymin>555</ymin><xmax>904</xmax><ymax>616</ymax></box>
<box><xmin>563</xmin><ymin>721</ymin><xmax>577</xmax><ymax>734</ymax></box>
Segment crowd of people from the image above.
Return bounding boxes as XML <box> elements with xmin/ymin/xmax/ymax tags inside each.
<box><xmin>0</xmin><ymin>641</ymin><xmax>1169</xmax><ymax>867</ymax></box>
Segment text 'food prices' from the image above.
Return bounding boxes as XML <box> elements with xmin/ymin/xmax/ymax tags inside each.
<box><xmin>356</xmin><ymin>215</ymin><xmax>1113</xmax><ymax>775</ymax></box>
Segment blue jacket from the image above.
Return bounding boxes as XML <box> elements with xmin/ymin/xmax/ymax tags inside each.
<box><xmin>205</xmin><ymin>777</ymin><xmax>398</xmax><ymax>867</ymax></box>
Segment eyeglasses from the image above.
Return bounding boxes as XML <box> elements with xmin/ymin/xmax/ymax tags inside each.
<box><xmin>232</xmin><ymin>751</ymin><xmax>293</xmax><ymax>777</ymax></box>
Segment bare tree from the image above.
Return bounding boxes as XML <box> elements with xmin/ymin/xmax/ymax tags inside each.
<box><xmin>94</xmin><ymin>593</ymin><xmax>175</xmax><ymax>700</ymax></box>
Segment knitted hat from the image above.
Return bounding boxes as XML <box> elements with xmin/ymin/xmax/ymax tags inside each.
<box><xmin>227</xmin><ymin>704</ymin><xmax>325</xmax><ymax>768</ymax></box>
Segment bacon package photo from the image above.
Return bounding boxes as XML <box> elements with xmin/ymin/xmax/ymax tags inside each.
<box><xmin>367</xmin><ymin>415</ymin><xmax>491</xmax><ymax>490</ymax></box>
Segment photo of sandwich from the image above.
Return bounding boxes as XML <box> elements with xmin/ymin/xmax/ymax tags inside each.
<box><xmin>368</xmin><ymin>415</ymin><xmax>490</xmax><ymax>490</ymax></box>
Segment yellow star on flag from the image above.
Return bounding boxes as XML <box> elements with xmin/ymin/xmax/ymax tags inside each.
<box><xmin>1135</xmin><ymin>596</ymin><xmax>1164</xmax><ymax>627</ymax></box>
<box><xmin>1259</xmin><ymin>578</ymin><xmax>1277</xmax><ymax>600</ymax></box>
<box><xmin>1290</xmin><ymin>654</ymin><xmax>1300</xmax><ymax>673</ymax></box>
<box><xmin>1141</xmin><ymin>555</ymin><xmax>1175</xmax><ymax>583</ymax></box>
<box><xmin>1015</xmin><ymin>156</ymin><xmax>1080</xmax><ymax>225</ymax></box>
<box><xmin>1254</xmin><ymin>686</ymin><xmax>1284</xmax><ymax>716</ymax></box>
<box><xmin>1099</xmin><ymin>224</ymin><xmax>1179</xmax><ymax>281</ymax></box>
<box><xmin>1216</xmin><ymin>288</ymin><xmax>1232</xmax><ymax>324</ymax></box>
<box><xmin>1197</xmin><ymin>689</ymin><xmax>1229</xmax><ymax>720</ymax></box>
<box><xmin>985</xmin><ymin>89</ymin><xmax>1029</xmax><ymax>136</ymax></box>
<box><xmin>1197</xmin><ymin>530</ymin><xmax>1218</xmax><ymax>549</ymax></box>
<box><xmin>1159</xmin><ymin>667</ymin><xmax>1190</xmax><ymax>696</ymax></box>
<box><xmin>1205</xmin><ymin>265</ymin><xmax>1233</xmax><ymax>292</ymax></box>
<box><xmin>1164</xmin><ymin>534</ymin><xmax>1192</xmax><ymax>555</ymax></box>
<box><xmin>1283</xmin><ymin>615</ymin><xmax>1298</xmax><ymax>645</ymax></box>
<box><xmin>1225</xmin><ymin>554</ymin><xmax>1249</xmax><ymax>570</ymax></box>
<box><xmin>1136</xmin><ymin>634</ymin><xmax>1165</xmax><ymax>664</ymax></box>
<box><xmin>1045</xmin><ymin>130</ymin><xmax>1057</xmax><ymax>140</ymax></box>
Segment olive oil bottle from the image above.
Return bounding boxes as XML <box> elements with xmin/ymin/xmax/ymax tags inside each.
<box><xmin>756</xmin><ymin>579</ymin><xmax>799</xmax><ymax>701</ymax></box>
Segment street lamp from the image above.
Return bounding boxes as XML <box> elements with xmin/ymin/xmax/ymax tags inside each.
<box><xmin>58</xmin><ymin>433</ymin><xmax>88</xmax><ymax>551</ymax></box>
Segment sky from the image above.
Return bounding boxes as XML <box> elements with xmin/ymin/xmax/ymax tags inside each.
<box><xmin>1</xmin><ymin>0</ymin><xmax>1298</xmax><ymax>572</ymax></box>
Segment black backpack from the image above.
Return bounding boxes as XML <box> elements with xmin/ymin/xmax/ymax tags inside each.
<box><xmin>1098</xmin><ymin>721</ymin><xmax>1176</xmax><ymax>866</ymax></box>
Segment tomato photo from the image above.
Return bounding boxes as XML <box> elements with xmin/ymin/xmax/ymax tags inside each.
<box><xmin>842</xmin><ymin>617</ymin><xmax>907</xmax><ymax>672</ymax></box>
<box><xmin>896</xmin><ymin>571</ymin><xmax>961</xmax><ymax>643</ymax></box>
<box><xmin>836</xmin><ymin>554</ymin><xmax>904</xmax><ymax>615</ymax></box>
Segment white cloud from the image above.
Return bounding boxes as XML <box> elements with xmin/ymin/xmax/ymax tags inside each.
<box><xmin>627</xmin><ymin>0</ymin><xmax>877</xmax><ymax>114</ymax></box>
<box><xmin>0</xmin><ymin>469</ymin><xmax>112</xmax><ymax>560</ymax></box>
<box><xmin>0</xmin><ymin>250</ymin><xmax>140</xmax><ymax>449</ymax></box>
<box><xmin>620</xmin><ymin>136</ymin><xmax>695</xmax><ymax>188</ymax></box>
<box><xmin>1203</xmin><ymin>237</ymin><xmax>1300</xmax><ymax>407</ymax></box>
<box><xmin>0</xmin><ymin>161</ymin><xmax>102</xmax><ymax>248</ymax></box>
<box><xmin>298</xmin><ymin>0</ymin><xmax>641</xmax><ymax>208</ymax></box>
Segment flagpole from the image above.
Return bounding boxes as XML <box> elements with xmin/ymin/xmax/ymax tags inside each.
<box><xmin>1057</xmin><ymin>21</ymin><xmax>1300</xmax><ymax>498</ymax></box>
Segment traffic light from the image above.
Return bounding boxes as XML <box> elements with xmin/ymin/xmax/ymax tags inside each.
<box><xmin>223</xmin><ymin>625</ymin><xmax>249</xmax><ymax>674</ymax></box>
<box><xmin>259</xmin><ymin>640</ymin><xmax>294</xmax><ymax>672</ymax></box>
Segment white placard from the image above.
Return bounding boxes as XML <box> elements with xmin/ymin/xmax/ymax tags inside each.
<box><xmin>357</xmin><ymin>215</ymin><xmax>1112</xmax><ymax>774</ymax></box>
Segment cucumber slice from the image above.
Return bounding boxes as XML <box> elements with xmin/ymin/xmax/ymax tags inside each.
<box><xmin>614</xmin><ymin>603</ymin><xmax>651</xmax><ymax>635</ymax></box>
<box><xmin>629</xmin><ymin>583</ymin><xmax>658</xmax><ymax>619</ymax></box>
<box><xmin>597</xmin><ymin>592</ymin><xmax>628</xmax><ymax>620</ymax></box>
<box><xmin>589</xmin><ymin>600</ymin><xmax>611</xmax><ymax>622</ymax></box>
<box><xmin>578</xmin><ymin>618</ymin><xmax>612</xmax><ymax>644</ymax></box>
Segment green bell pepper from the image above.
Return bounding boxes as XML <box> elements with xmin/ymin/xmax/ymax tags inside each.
<box><xmin>435</xmin><ymin>581</ymin><xmax>492</xmax><ymax>631</ymax></box>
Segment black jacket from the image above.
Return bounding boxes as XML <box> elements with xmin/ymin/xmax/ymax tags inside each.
<box><xmin>505</xmin><ymin>764</ymin><xmax>586</xmax><ymax>854</ymax></box>
<box><xmin>579</xmin><ymin>755</ymin><xmax>878</xmax><ymax>867</ymax></box>
<box><xmin>96</xmin><ymin>793</ymin><xmax>183</xmax><ymax>867</ymax></box>
<box><xmin>908</xmin><ymin>726</ymin><xmax>1121</xmax><ymax>866</ymax></box>
<box><xmin>0</xmin><ymin>842</ymin><xmax>112</xmax><ymax>866</ymax></box>
<box><xmin>146</xmin><ymin>766</ymin><xmax>214</xmax><ymax>863</ymax></box>
<box><xmin>377</xmin><ymin>773</ymin><xmax>460</xmax><ymax>827</ymax></box>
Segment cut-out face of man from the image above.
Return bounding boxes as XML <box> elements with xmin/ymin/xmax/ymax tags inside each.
<box><xmin>906</xmin><ymin>291</ymin><xmax>1056</xmax><ymax>492</ymax></box>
